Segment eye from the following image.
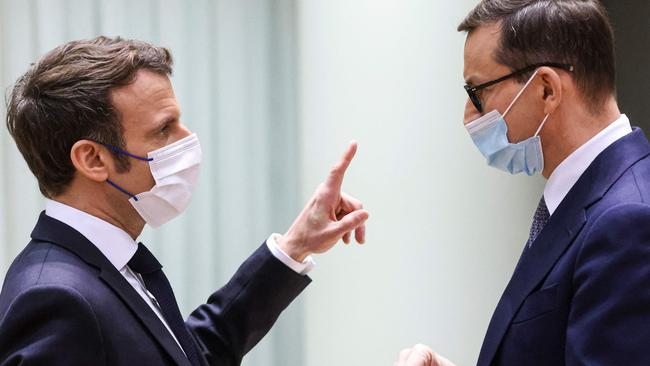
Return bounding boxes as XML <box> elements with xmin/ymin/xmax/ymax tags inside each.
<box><xmin>160</xmin><ymin>123</ymin><xmax>171</xmax><ymax>135</ymax></box>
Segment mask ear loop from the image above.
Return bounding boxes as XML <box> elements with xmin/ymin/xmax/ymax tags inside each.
<box><xmin>100</xmin><ymin>143</ymin><xmax>154</xmax><ymax>162</ymax></box>
<box><xmin>91</xmin><ymin>141</ymin><xmax>150</xmax><ymax>202</ymax></box>
<box><xmin>106</xmin><ymin>179</ymin><xmax>139</xmax><ymax>201</ymax></box>
<box><xmin>534</xmin><ymin>114</ymin><xmax>550</xmax><ymax>137</ymax></box>
<box><xmin>503</xmin><ymin>69</ymin><xmax>541</xmax><ymax>118</ymax></box>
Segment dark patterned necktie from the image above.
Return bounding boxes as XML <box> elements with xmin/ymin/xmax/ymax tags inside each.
<box><xmin>527</xmin><ymin>197</ymin><xmax>551</xmax><ymax>248</ymax></box>
<box><xmin>128</xmin><ymin>242</ymin><xmax>202</xmax><ymax>366</ymax></box>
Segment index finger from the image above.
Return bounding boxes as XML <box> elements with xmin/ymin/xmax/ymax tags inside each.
<box><xmin>324</xmin><ymin>140</ymin><xmax>358</xmax><ymax>191</ymax></box>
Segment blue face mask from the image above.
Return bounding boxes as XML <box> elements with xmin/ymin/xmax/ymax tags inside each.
<box><xmin>465</xmin><ymin>69</ymin><xmax>550</xmax><ymax>176</ymax></box>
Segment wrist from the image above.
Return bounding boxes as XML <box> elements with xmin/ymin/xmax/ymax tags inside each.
<box><xmin>276</xmin><ymin>234</ymin><xmax>310</xmax><ymax>262</ymax></box>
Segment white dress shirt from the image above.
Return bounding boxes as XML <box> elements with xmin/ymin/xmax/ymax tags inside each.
<box><xmin>44</xmin><ymin>199</ymin><xmax>314</xmax><ymax>351</ymax></box>
<box><xmin>544</xmin><ymin>114</ymin><xmax>633</xmax><ymax>215</ymax></box>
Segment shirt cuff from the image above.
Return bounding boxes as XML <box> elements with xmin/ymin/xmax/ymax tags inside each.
<box><xmin>266</xmin><ymin>233</ymin><xmax>315</xmax><ymax>275</ymax></box>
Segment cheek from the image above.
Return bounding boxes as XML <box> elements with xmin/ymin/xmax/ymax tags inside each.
<box><xmin>463</xmin><ymin>99</ymin><xmax>482</xmax><ymax>125</ymax></box>
<box><xmin>130</xmin><ymin>161</ymin><xmax>156</xmax><ymax>190</ymax></box>
<box><xmin>503</xmin><ymin>109</ymin><xmax>535</xmax><ymax>142</ymax></box>
<box><xmin>505</xmin><ymin>94</ymin><xmax>546</xmax><ymax>141</ymax></box>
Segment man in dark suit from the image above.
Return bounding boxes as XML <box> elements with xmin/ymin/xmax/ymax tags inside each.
<box><xmin>396</xmin><ymin>1</ymin><xmax>650</xmax><ymax>365</ymax></box>
<box><xmin>0</xmin><ymin>36</ymin><xmax>369</xmax><ymax>365</ymax></box>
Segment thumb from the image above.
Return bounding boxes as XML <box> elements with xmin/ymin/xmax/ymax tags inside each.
<box><xmin>328</xmin><ymin>209</ymin><xmax>369</xmax><ymax>239</ymax></box>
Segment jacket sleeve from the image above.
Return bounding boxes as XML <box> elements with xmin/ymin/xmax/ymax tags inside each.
<box><xmin>186</xmin><ymin>242</ymin><xmax>311</xmax><ymax>366</ymax></box>
<box><xmin>0</xmin><ymin>284</ymin><xmax>106</xmax><ymax>366</ymax></box>
<box><xmin>566</xmin><ymin>203</ymin><xmax>650</xmax><ymax>365</ymax></box>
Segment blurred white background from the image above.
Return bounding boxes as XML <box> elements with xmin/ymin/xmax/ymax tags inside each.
<box><xmin>297</xmin><ymin>1</ymin><xmax>543</xmax><ymax>364</ymax></box>
<box><xmin>0</xmin><ymin>1</ymin><xmax>543</xmax><ymax>365</ymax></box>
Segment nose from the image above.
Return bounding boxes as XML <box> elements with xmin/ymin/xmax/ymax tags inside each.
<box><xmin>177</xmin><ymin>122</ymin><xmax>192</xmax><ymax>138</ymax></box>
<box><xmin>463</xmin><ymin>98</ymin><xmax>482</xmax><ymax>126</ymax></box>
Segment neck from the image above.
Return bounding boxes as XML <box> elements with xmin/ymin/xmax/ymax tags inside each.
<box><xmin>541</xmin><ymin>98</ymin><xmax>621</xmax><ymax>179</ymax></box>
<box><xmin>52</xmin><ymin>191</ymin><xmax>145</xmax><ymax>240</ymax></box>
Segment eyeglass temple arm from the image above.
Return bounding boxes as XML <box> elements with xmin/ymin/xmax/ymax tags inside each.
<box><xmin>467</xmin><ymin>63</ymin><xmax>574</xmax><ymax>92</ymax></box>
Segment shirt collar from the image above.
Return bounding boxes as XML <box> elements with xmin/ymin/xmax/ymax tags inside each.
<box><xmin>544</xmin><ymin>114</ymin><xmax>632</xmax><ymax>215</ymax></box>
<box><xmin>45</xmin><ymin>199</ymin><xmax>138</xmax><ymax>271</ymax></box>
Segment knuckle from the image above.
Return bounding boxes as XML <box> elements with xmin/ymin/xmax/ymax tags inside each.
<box><xmin>413</xmin><ymin>344</ymin><xmax>433</xmax><ymax>353</ymax></box>
<box><xmin>349</xmin><ymin>214</ymin><xmax>361</xmax><ymax>225</ymax></box>
<box><xmin>346</xmin><ymin>195</ymin><xmax>362</xmax><ymax>208</ymax></box>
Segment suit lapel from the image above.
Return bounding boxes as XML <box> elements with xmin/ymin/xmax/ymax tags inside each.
<box><xmin>477</xmin><ymin>205</ymin><xmax>586</xmax><ymax>366</ymax></box>
<box><xmin>477</xmin><ymin>128</ymin><xmax>650</xmax><ymax>366</ymax></box>
<box><xmin>31</xmin><ymin>213</ymin><xmax>193</xmax><ymax>366</ymax></box>
<box><xmin>98</xmin><ymin>268</ymin><xmax>193</xmax><ymax>366</ymax></box>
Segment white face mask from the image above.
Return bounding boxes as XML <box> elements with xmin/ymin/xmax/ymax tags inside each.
<box><xmin>105</xmin><ymin>133</ymin><xmax>202</xmax><ymax>227</ymax></box>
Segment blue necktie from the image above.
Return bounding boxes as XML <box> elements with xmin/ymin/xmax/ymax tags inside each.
<box><xmin>128</xmin><ymin>242</ymin><xmax>202</xmax><ymax>366</ymax></box>
<box><xmin>527</xmin><ymin>197</ymin><xmax>550</xmax><ymax>248</ymax></box>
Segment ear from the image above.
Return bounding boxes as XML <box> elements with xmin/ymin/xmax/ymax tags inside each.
<box><xmin>538</xmin><ymin>66</ymin><xmax>563</xmax><ymax>115</ymax></box>
<box><xmin>70</xmin><ymin>140</ymin><xmax>111</xmax><ymax>183</ymax></box>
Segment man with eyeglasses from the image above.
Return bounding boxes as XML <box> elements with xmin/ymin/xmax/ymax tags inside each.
<box><xmin>396</xmin><ymin>1</ymin><xmax>650</xmax><ymax>365</ymax></box>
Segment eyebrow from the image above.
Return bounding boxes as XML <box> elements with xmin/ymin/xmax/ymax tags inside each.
<box><xmin>464</xmin><ymin>75</ymin><xmax>477</xmax><ymax>86</ymax></box>
<box><xmin>149</xmin><ymin>113</ymin><xmax>179</xmax><ymax>134</ymax></box>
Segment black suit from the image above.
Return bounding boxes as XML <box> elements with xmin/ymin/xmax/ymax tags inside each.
<box><xmin>0</xmin><ymin>212</ymin><xmax>310</xmax><ymax>365</ymax></box>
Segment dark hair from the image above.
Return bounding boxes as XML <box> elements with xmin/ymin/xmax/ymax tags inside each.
<box><xmin>458</xmin><ymin>0</ymin><xmax>615</xmax><ymax>112</ymax></box>
<box><xmin>6</xmin><ymin>36</ymin><xmax>173</xmax><ymax>198</ymax></box>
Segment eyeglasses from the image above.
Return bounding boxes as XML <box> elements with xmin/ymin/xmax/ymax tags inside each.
<box><xmin>464</xmin><ymin>62</ymin><xmax>574</xmax><ymax>113</ymax></box>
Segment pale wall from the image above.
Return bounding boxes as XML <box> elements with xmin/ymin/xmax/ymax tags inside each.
<box><xmin>297</xmin><ymin>1</ymin><xmax>545</xmax><ymax>365</ymax></box>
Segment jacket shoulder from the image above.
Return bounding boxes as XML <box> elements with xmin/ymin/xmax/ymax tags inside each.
<box><xmin>1</xmin><ymin>240</ymin><xmax>99</xmax><ymax>309</ymax></box>
<box><xmin>0</xmin><ymin>281</ymin><xmax>106</xmax><ymax>365</ymax></box>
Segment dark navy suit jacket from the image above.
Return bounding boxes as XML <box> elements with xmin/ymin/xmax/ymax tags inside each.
<box><xmin>0</xmin><ymin>213</ymin><xmax>310</xmax><ymax>365</ymax></box>
<box><xmin>477</xmin><ymin>128</ymin><xmax>650</xmax><ymax>365</ymax></box>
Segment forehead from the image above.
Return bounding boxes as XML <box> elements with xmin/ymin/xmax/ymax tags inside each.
<box><xmin>110</xmin><ymin>70</ymin><xmax>179</xmax><ymax>129</ymax></box>
<box><xmin>111</xmin><ymin>69</ymin><xmax>175</xmax><ymax>106</ymax></box>
<box><xmin>463</xmin><ymin>22</ymin><xmax>504</xmax><ymax>83</ymax></box>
